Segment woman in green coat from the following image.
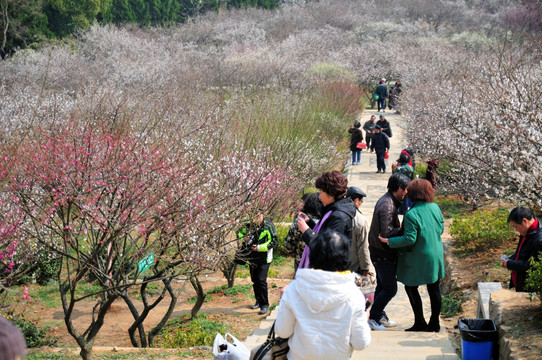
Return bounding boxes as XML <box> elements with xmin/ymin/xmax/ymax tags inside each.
<box><xmin>379</xmin><ymin>179</ymin><xmax>444</xmax><ymax>332</ymax></box>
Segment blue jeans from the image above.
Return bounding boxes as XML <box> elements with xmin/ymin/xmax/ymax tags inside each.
<box><xmin>351</xmin><ymin>150</ymin><xmax>361</xmax><ymax>164</ymax></box>
<box><xmin>377</xmin><ymin>98</ymin><xmax>386</xmax><ymax>111</ymax></box>
<box><xmin>369</xmin><ymin>256</ymin><xmax>398</xmax><ymax>322</ymax></box>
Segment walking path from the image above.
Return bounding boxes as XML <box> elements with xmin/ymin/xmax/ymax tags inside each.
<box><xmin>244</xmin><ymin>109</ymin><xmax>460</xmax><ymax>359</ymax></box>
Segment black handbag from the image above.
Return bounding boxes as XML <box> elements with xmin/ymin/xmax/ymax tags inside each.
<box><xmin>250</xmin><ymin>321</ymin><xmax>289</xmax><ymax>360</ymax></box>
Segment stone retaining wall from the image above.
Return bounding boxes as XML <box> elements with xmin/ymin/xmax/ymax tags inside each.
<box><xmin>489</xmin><ymin>289</ymin><xmax>542</xmax><ymax>360</ymax></box>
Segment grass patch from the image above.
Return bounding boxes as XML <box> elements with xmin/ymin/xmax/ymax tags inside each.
<box><xmin>435</xmin><ymin>195</ymin><xmax>471</xmax><ymax>218</ymax></box>
<box><xmin>159</xmin><ymin>313</ymin><xmax>227</xmax><ymax>348</ymax></box>
<box><xmin>208</xmin><ymin>284</ymin><xmax>228</xmax><ymax>294</ymax></box>
<box><xmin>187</xmin><ymin>284</ymin><xmax>253</xmax><ymax>303</ymax></box>
<box><xmin>186</xmin><ymin>294</ymin><xmax>211</xmax><ymax>304</ymax></box>
<box><xmin>268</xmin><ymin>269</ymin><xmax>279</xmax><ymax>277</ymax></box>
<box><xmin>272</xmin><ymin>255</ymin><xmax>287</xmax><ymax>266</ymax></box>
<box><xmin>223</xmin><ymin>284</ymin><xmax>252</xmax><ymax>297</ymax></box>
<box><xmin>235</xmin><ymin>269</ymin><xmax>250</xmax><ymax>278</ymax></box>
<box><xmin>33</xmin><ymin>283</ymin><xmax>62</xmax><ymax>308</ymax></box>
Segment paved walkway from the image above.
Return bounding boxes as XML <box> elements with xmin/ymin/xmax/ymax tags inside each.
<box><xmin>244</xmin><ymin>109</ymin><xmax>459</xmax><ymax>359</ymax></box>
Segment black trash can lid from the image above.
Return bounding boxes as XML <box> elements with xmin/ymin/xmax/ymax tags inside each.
<box><xmin>458</xmin><ymin>318</ymin><xmax>498</xmax><ymax>342</ymax></box>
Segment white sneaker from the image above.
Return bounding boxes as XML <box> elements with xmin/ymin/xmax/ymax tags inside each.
<box><xmin>379</xmin><ymin>315</ymin><xmax>397</xmax><ymax>328</ymax></box>
<box><xmin>367</xmin><ymin>319</ymin><xmax>386</xmax><ymax>331</ymax></box>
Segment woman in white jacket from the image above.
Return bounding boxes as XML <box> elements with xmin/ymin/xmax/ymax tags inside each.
<box><xmin>275</xmin><ymin>230</ymin><xmax>371</xmax><ymax>360</ymax></box>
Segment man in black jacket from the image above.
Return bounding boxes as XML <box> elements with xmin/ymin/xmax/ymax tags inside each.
<box><xmin>501</xmin><ymin>207</ymin><xmax>542</xmax><ymax>292</ymax></box>
<box><xmin>363</xmin><ymin>115</ymin><xmax>376</xmax><ymax>149</ymax></box>
<box><xmin>377</xmin><ymin>115</ymin><xmax>392</xmax><ymax>138</ymax></box>
<box><xmin>370</xmin><ymin>125</ymin><xmax>390</xmax><ymax>173</ymax></box>
<box><xmin>367</xmin><ymin>173</ymin><xmax>410</xmax><ymax>330</ymax></box>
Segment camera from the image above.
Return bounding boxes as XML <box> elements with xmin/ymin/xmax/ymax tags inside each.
<box><xmin>246</xmin><ymin>234</ymin><xmax>255</xmax><ymax>246</ymax></box>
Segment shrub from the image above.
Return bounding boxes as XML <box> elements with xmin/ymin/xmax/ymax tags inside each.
<box><xmin>275</xmin><ymin>225</ymin><xmax>290</xmax><ymax>256</ymax></box>
<box><xmin>160</xmin><ymin>314</ymin><xmax>227</xmax><ymax>348</ymax></box>
<box><xmin>16</xmin><ymin>251</ymin><xmax>61</xmax><ymax>286</ymax></box>
<box><xmin>526</xmin><ymin>254</ymin><xmax>542</xmax><ymax>304</ymax></box>
<box><xmin>450</xmin><ymin>208</ymin><xmax>516</xmax><ymax>253</ymax></box>
<box><xmin>12</xmin><ymin>316</ymin><xmax>57</xmax><ymax>348</ymax></box>
<box><xmin>441</xmin><ymin>294</ymin><xmax>462</xmax><ymax>318</ymax></box>
<box><xmin>32</xmin><ymin>253</ymin><xmax>61</xmax><ymax>286</ymax></box>
<box><xmin>414</xmin><ymin>161</ymin><xmax>427</xmax><ymax>179</ymax></box>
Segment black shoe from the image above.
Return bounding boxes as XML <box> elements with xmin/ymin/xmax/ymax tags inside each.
<box><xmin>376</xmin><ymin>170</ymin><xmax>381</xmax><ymax>173</ymax></box>
<box><xmin>250</xmin><ymin>303</ymin><xmax>260</xmax><ymax>310</ymax></box>
<box><xmin>382</xmin><ymin>170</ymin><xmax>386</xmax><ymax>173</ymax></box>
<box><xmin>426</xmin><ymin>318</ymin><xmax>440</xmax><ymax>332</ymax></box>
<box><xmin>258</xmin><ymin>306</ymin><xmax>269</xmax><ymax>315</ymax></box>
<box><xmin>405</xmin><ymin>322</ymin><xmax>427</xmax><ymax>332</ymax></box>
<box><xmin>426</xmin><ymin>323</ymin><xmax>440</xmax><ymax>332</ymax></box>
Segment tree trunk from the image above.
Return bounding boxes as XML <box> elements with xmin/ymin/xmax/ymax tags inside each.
<box><xmin>80</xmin><ymin>343</ymin><xmax>94</xmax><ymax>360</ymax></box>
<box><xmin>221</xmin><ymin>260</ymin><xmax>237</xmax><ymax>288</ymax></box>
<box><xmin>123</xmin><ymin>278</ymin><xmax>178</xmax><ymax>347</ymax></box>
<box><xmin>148</xmin><ymin>278</ymin><xmax>177</xmax><ymax>346</ymax></box>
<box><xmin>190</xmin><ymin>276</ymin><xmax>206</xmax><ymax>319</ymax></box>
<box><xmin>122</xmin><ymin>293</ymin><xmax>147</xmax><ymax>348</ymax></box>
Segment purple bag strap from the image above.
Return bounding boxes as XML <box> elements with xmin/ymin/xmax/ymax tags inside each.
<box><xmin>313</xmin><ymin>210</ymin><xmax>332</xmax><ymax>234</ymax></box>
<box><xmin>297</xmin><ymin>210</ymin><xmax>333</xmax><ymax>270</ymax></box>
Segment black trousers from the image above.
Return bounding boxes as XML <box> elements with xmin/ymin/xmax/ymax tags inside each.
<box><xmin>249</xmin><ymin>262</ymin><xmax>270</xmax><ymax>307</ymax></box>
<box><xmin>365</xmin><ymin>135</ymin><xmax>373</xmax><ymax>149</ymax></box>
<box><xmin>376</xmin><ymin>151</ymin><xmax>386</xmax><ymax>171</ymax></box>
<box><xmin>404</xmin><ymin>280</ymin><xmax>441</xmax><ymax>325</ymax></box>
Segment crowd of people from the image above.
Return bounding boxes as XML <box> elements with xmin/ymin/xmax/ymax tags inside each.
<box><xmin>232</xmin><ymin>78</ymin><xmax>541</xmax><ymax>360</ymax></box>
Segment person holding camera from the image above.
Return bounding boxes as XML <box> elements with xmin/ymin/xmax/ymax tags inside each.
<box><xmin>237</xmin><ymin>209</ymin><xmax>277</xmax><ymax>315</ymax></box>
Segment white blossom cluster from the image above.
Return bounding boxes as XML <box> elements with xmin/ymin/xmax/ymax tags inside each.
<box><xmin>0</xmin><ymin>0</ymin><xmax>539</xmax><ymax>297</ymax></box>
<box><xmin>402</xmin><ymin>40</ymin><xmax>542</xmax><ymax>208</ymax></box>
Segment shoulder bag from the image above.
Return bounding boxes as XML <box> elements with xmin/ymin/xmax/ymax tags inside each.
<box><xmin>250</xmin><ymin>321</ymin><xmax>289</xmax><ymax>360</ymax></box>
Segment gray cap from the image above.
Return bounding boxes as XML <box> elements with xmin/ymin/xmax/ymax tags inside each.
<box><xmin>347</xmin><ymin>186</ymin><xmax>366</xmax><ymax>199</ymax></box>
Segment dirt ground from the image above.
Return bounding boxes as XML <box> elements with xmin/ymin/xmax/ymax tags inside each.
<box><xmin>27</xmin><ymin>263</ymin><xmax>295</xmax><ymax>358</ymax></box>
<box><xmin>27</xmin><ymin>221</ymin><xmax>542</xmax><ymax>359</ymax></box>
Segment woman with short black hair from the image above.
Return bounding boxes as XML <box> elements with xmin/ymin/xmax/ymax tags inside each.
<box><xmin>275</xmin><ymin>230</ymin><xmax>371</xmax><ymax>360</ymax></box>
<box><xmin>297</xmin><ymin>171</ymin><xmax>356</xmax><ymax>269</ymax></box>
<box><xmin>501</xmin><ymin>206</ymin><xmax>542</xmax><ymax>292</ymax></box>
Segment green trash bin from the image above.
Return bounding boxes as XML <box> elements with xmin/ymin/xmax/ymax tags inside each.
<box><xmin>458</xmin><ymin>318</ymin><xmax>498</xmax><ymax>360</ymax></box>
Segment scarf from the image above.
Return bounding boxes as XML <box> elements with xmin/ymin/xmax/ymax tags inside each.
<box><xmin>511</xmin><ymin>218</ymin><xmax>539</xmax><ymax>287</ymax></box>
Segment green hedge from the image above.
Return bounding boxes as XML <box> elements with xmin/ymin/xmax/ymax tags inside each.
<box><xmin>449</xmin><ymin>208</ymin><xmax>516</xmax><ymax>254</ymax></box>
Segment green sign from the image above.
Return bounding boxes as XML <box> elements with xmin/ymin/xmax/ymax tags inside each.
<box><xmin>138</xmin><ymin>253</ymin><xmax>154</xmax><ymax>274</ymax></box>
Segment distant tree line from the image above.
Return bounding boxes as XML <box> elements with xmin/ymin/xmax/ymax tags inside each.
<box><xmin>0</xmin><ymin>0</ymin><xmax>280</xmax><ymax>58</ymax></box>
